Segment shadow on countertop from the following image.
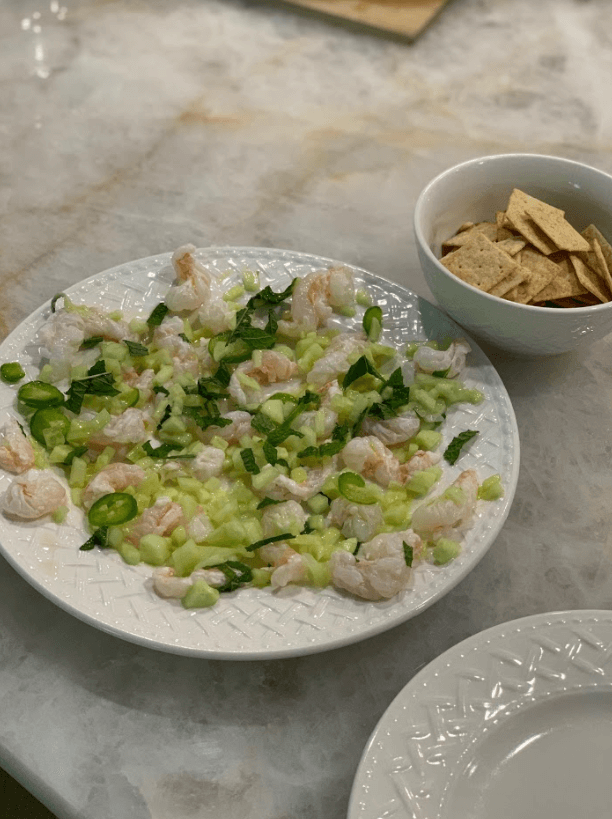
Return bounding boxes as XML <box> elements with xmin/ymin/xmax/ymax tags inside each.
<box><xmin>0</xmin><ymin>768</ymin><xmax>57</xmax><ymax>819</ymax></box>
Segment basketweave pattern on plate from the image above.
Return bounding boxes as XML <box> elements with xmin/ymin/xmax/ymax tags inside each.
<box><xmin>0</xmin><ymin>248</ymin><xmax>519</xmax><ymax>658</ymax></box>
<box><xmin>350</xmin><ymin>611</ymin><xmax>612</xmax><ymax>819</ymax></box>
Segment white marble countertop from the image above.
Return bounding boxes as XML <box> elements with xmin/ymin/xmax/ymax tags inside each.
<box><xmin>1</xmin><ymin>0</ymin><xmax>612</xmax><ymax>817</ymax></box>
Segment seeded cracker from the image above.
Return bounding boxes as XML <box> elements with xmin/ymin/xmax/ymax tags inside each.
<box><xmin>569</xmin><ymin>253</ymin><xmax>610</xmax><ymax>302</ymax></box>
<box><xmin>531</xmin><ymin>252</ymin><xmax>588</xmax><ymax>301</ymax></box>
<box><xmin>495</xmin><ymin>237</ymin><xmax>526</xmax><ymax>256</ymax></box>
<box><xmin>581</xmin><ymin>225</ymin><xmax>612</xmax><ymax>296</ymax></box>
<box><xmin>441</xmin><ymin>222</ymin><xmax>498</xmax><ymax>254</ymax></box>
<box><xmin>441</xmin><ymin>232</ymin><xmax>522</xmax><ymax>291</ymax></box>
<box><xmin>489</xmin><ymin>267</ymin><xmax>529</xmax><ymax>298</ymax></box>
<box><xmin>505</xmin><ymin>189</ymin><xmax>561</xmax><ymax>255</ymax></box>
<box><xmin>525</xmin><ymin>204</ymin><xmax>590</xmax><ymax>254</ymax></box>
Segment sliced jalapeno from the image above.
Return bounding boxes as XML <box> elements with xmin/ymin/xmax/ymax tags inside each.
<box><xmin>362</xmin><ymin>306</ymin><xmax>383</xmax><ymax>342</ymax></box>
<box><xmin>18</xmin><ymin>380</ymin><xmax>65</xmax><ymax>409</ymax></box>
<box><xmin>29</xmin><ymin>407</ymin><xmax>70</xmax><ymax>447</ymax></box>
<box><xmin>88</xmin><ymin>493</ymin><xmax>138</xmax><ymax>528</ymax></box>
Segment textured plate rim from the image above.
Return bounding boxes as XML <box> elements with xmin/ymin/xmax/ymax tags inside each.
<box><xmin>0</xmin><ymin>247</ymin><xmax>520</xmax><ymax>660</ymax></box>
<box><xmin>348</xmin><ymin>608</ymin><xmax>612</xmax><ymax>818</ymax></box>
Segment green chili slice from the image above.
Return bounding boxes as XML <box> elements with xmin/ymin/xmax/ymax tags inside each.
<box><xmin>337</xmin><ymin>471</ymin><xmax>380</xmax><ymax>505</ymax></box>
<box><xmin>363</xmin><ymin>306</ymin><xmax>383</xmax><ymax>341</ymax></box>
<box><xmin>0</xmin><ymin>363</ymin><xmax>25</xmax><ymax>383</ymax></box>
<box><xmin>18</xmin><ymin>380</ymin><xmax>65</xmax><ymax>409</ymax></box>
<box><xmin>88</xmin><ymin>493</ymin><xmax>138</xmax><ymax>528</ymax></box>
<box><xmin>29</xmin><ymin>407</ymin><xmax>70</xmax><ymax>447</ymax></box>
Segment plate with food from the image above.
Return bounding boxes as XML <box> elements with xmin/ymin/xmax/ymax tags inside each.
<box><xmin>0</xmin><ymin>247</ymin><xmax>519</xmax><ymax>658</ymax></box>
<box><xmin>348</xmin><ymin>610</ymin><xmax>612</xmax><ymax>819</ymax></box>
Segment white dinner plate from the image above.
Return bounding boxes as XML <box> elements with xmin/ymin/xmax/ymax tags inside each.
<box><xmin>0</xmin><ymin>247</ymin><xmax>519</xmax><ymax>659</ymax></box>
<box><xmin>349</xmin><ymin>609</ymin><xmax>612</xmax><ymax>819</ymax></box>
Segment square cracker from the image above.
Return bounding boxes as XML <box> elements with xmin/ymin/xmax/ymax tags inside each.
<box><xmin>441</xmin><ymin>221</ymin><xmax>498</xmax><ymax>254</ymax></box>
<box><xmin>530</xmin><ymin>252</ymin><xmax>588</xmax><ymax>301</ymax></box>
<box><xmin>441</xmin><ymin>232</ymin><xmax>521</xmax><ymax>291</ymax></box>
<box><xmin>581</xmin><ymin>225</ymin><xmax>612</xmax><ymax>295</ymax></box>
<box><xmin>496</xmin><ymin>237</ymin><xmax>526</xmax><ymax>256</ymax></box>
<box><xmin>505</xmin><ymin>190</ymin><xmax>560</xmax><ymax>255</ymax></box>
<box><xmin>489</xmin><ymin>267</ymin><xmax>529</xmax><ymax>298</ymax></box>
<box><xmin>569</xmin><ymin>254</ymin><xmax>610</xmax><ymax>302</ymax></box>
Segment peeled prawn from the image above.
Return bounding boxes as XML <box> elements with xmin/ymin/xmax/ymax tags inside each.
<box><xmin>1</xmin><ymin>469</ymin><xmax>67</xmax><ymax>520</ymax></box>
<box><xmin>411</xmin><ymin>468</ymin><xmax>478</xmax><ymax>538</ymax></box>
<box><xmin>265</xmin><ymin>461</ymin><xmax>336</xmax><ymax>502</ymax></box>
<box><xmin>229</xmin><ymin>351</ymin><xmax>298</xmax><ymax>406</ymax></box>
<box><xmin>38</xmin><ymin>305</ymin><xmax>132</xmax><ymax>363</ymax></box>
<box><xmin>330</xmin><ymin>529</ymin><xmax>422</xmax><ymax>601</ymax></box>
<box><xmin>200</xmin><ymin>411</ymin><xmax>253</xmax><ymax>445</ymax></box>
<box><xmin>82</xmin><ymin>463</ymin><xmax>146</xmax><ymax>509</ymax></box>
<box><xmin>307</xmin><ymin>332</ymin><xmax>367</xmax><ymax>388</ymax></box>
<box><xmin>0</xmin><ymin>419</ymin><xmax>35</xmax><ymax>474</ymax></box>
<box><xmin>328</xmin><ymin>497</ymin><xmax>384</xmax><ymax>542</ymax></box>
<box><xmin>278</xmin><ymin>266</ymin><xmax>355</xmax><ymax>336</ymax></box>
<box><xmin>341</xmin><ymin>436</ymin><xmax>401</xmax><ymax>487</ymax></box>
<box><xmin>167</xmin><ymin>245</ymin><xmax>233</xmax><ymax>334</ymax></box>
<box><xmin>153</xmin><ymin>316</ymin><xmax>199</xmax><ymax>375</ymax></box>
<box><xmin>413</xmin><ymin>339</ymin><xmax>471</xmax><ymax>378</ymax></box>
<box><xmin>191</xmin><ymin>446</ymin><xmax>225</xmax><ymax>481</ymax></box>
<box><xmin>361</xmin><ymin>411</ymin><xmax>420</xmax><ymax>446</ymax></box>
<box><xmin>261</xmin><ymin>500</ymin><xmax>308</xmax><ymax>539</ymax></box>
<box><xmin>153</xmin><ymin>566</ymin><xmax>227</xmax><ymax>598</ymax></box>
<box><xmin>90</xmin><ymin>408</ymin><xmax>149</xmax><ymax>448</ymax></box>
<box><xmin>128</xmin><ymin>497</ymin><xmax>184</xmax><ymax>543</ymax></box>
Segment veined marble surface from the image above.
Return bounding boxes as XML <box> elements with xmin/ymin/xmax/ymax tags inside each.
<box><xmin>1</xmin><ymin>1</ymin><xmax>612</xmax><ymax>817</ymax></box>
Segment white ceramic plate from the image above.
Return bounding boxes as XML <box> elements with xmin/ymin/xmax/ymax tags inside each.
<box><xmin>0</xmin><ymin>247</ymin><xmax>519</xmax><ymax>659</ymax></box>
<box><xmin>349</xmin><ymin>610</ymin><xmax>612</xmax><ymax>819</ymax></box>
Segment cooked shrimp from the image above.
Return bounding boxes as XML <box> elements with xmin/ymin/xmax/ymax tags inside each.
<box><xmin>122</xmin><ymin>368</ymin><xmax>156</xmax><ymax>392</ymax></box>
<box><xmin>330</xmin><ymin>529</ymin><xmax>421</xmax><ymax>601</ymax></box>
<box><xmin>328</xmin><ymin>497</ymin><xmax>384</xmax><ymax>542</ymax></box>
<box><xmin>200</xmin><ymin>411</ymin><xmax>253</xmax><ymax>445</ymax></box>
<box><xmin>400</xmin><ymin>450</ymin><xmax>441</xmax><ymax>480</ymax></box>
<box><xmin>278</xmin><ymin>266</ymin><xmax>355</xmax><ymax>336</ymax></box>
<box><xmin>38</xmin><ymin>305</ymin><xmax>132</xmax><ymax>362</ymax></box>
<box><xmin>191</xmin><ymin>446</ymin><xmax>225</xmax><ymax>481</ymax></box>
<box><xmin>341</xmin><ymin>436</ymin><xmax>401</xmax><ymax>487</ymax></box>
<box><xmin>1</xmin><ymin>469</ymin><xmax>67</xmax><ymax>520</ymax></box>
<box><xmin>167</xmin><ymin>245</ymin><xmax>233</xmax><ymax>334</ymax></box>
<box><xmin>229</xmin><ymin>351</ymin><xmax>298</xmax><ymax>405</ymax></box>
<box><xmin>89</xmin><ymin>408</ymin><xmax>149</xmax><ymax>448</ymax></box>
<box><xmin>153</xmin><ymin>566</ymin><xmax>227</xmax><ymax>598</ymax></box>
<box><xmin>0</xmin><ymin>419</ymin><xmax>35</xmax><ymax>474</ymax></box>
<box><xmin>297</xmin><ymin>406</ymin><xmax>337</xmax><ymax>440</ymax></box>
<box><xmin>261</xmin><ymin>500</ymin><xmax>308</xmax><ymax>539</ymax></box>
<box><xmin>82</xmin><ymin>463</ymin><xmax>146</xmax><ymax>509</ymax></box>
<box><xmin>187</xmin><ymin>512</ymin><xmax>213</xmax><ymax>543</ymax></box>
<box><xmin>361</xmin><ymin>411</ymin><xmax>420</xmax><ymax>446</ymax></box>
<box><xmin>413</xmin><ymin>339</ymin><xmax>471</xmax><ymax>378</ymax></box>
<box><xmin>411</xmin><ymin>468</ymin><xmax>478</xmax><ymax>538</ymax></box>
<box><xmin>270</xmin><ymin>551</ymin><xmax>308</xmax><ymax>588</ymax></box>
<box><xmin>265</xmin><ymin>461</ymin><xmax>336</xmax><ymax>502</ymax></box>
<box><xmin>307</xmin><ymin>332</ymin><xmax>367</xmax><ymax>387</ymax></box>
<box><xmin>153</xmin><ymin>316</ymin><xmax>199</xmax><ymax>375</ymax></box>
<box><xmin>127</xmin><ymin>497</ymin><xmax>184</xmax><ymax>543</ymax></box>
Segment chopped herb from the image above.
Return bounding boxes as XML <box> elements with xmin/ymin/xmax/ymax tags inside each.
<box><xmin>156</xmin><ymin>403</ymin><xmax>172</xmax><ymax>430</ymax></box>
<box><xmin>182</xmin><ymin>406</ymin><xmax>232</xmax><ymax>431</ymax></box>
<box><xmin>212</xmin><ymin>560</ymin><xmax>253</xmax><ymax>593</ymax></box>
<box><xmin>146</xmin><ymin>302</ymin><xmax>169</xmax><ymax>327</ymax></box>
<box><xmin>246</xmin><ymin>532</ymin><xmax>296</xmax><ymax>552</ymax></box>
<box><xmin>403</xmin><ymin>541</ymin><xmax>414</xmax><ymax>567</ymax></box>
<box><xmin>240</xmin><ymin>448</ymin><xmax>260</xmax><ymax>474</ymax></box>
<box><xmin>63</xmin><ymin>445</ymin><xmax>88</xmax><ymax>465</ymax></box>
<box><xmin>80</xmin><ymin>527</ymin><xmax>109</xmax><ymax>551</ymax></box>
<box><xmin>80</xmin><ymin>336</ymin><xmax>104</xmax><ymax>350</ymax></box>
<box><xmin>256</xmin><ymin>497</ymin><xmax>282</xmax><ymax>510</ymax></box>
<box><xmin>178</xmin><ymin>333</ymin><xmax>190</xmax><ymax>343</ymax></box>
<box><xmin>248</xmin><ymin>279</ymin><xmax>296</xmax><ymax>307</ymax></box>
<box><xmin>262</xmin><ymin>440</ymin><xmax>290</xmax><ymax>469</ymax></box>
<box><xmin>343</xmin><ymin>356</ymin><xmax>383</xmax><ymax>391</ymax></box>
<box><xmin>65</xmin><ymin>361</ymin><xmax>120</xmax><ymax>414</ymax></box>
<box><xmin>50</xmin><ymin>293</ymin><xmax>66</xmax><ymax>313</ymax></box>
<box><xmin>251</xmin><ymin>412</ymin><xmax>278</xmax><ymax>437</ymax></box>
<box><xmin>153</xmin><ymin>385</ymin><xmax>170</xmax><ymax>396</ymax></box>
<box><xmin>444</xmin><ymin>430</ymin><xmax>479</xmax><ymax>465</ymax></box>
<box><xmin>124</xmin><ymin>340</ymin><xmax>149</xmax><ymax>357</ymax></box>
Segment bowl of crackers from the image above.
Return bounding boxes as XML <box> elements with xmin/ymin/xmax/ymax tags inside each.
<box><xmin>414</xmin><ymin>153</ymin><xmax>612</xmax><ymax>355</ymax></box>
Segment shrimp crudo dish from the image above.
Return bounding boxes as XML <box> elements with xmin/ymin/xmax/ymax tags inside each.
<box><xmin>0</xmin><ymin>250</ymin><xmax>505</xmax><ymax>609</ymax></box>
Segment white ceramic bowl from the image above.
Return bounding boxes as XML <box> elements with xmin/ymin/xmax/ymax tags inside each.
<box><xmin>414</xmin><ymin>153</ymin><xmax>612</xmax><ymax>355</ymax></box>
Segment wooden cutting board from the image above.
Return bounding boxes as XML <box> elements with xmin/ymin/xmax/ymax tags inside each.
<box><xmin>281</xmin><ymin>0</ymin><xmax>452</xmax><ymax>40</ymax></box>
